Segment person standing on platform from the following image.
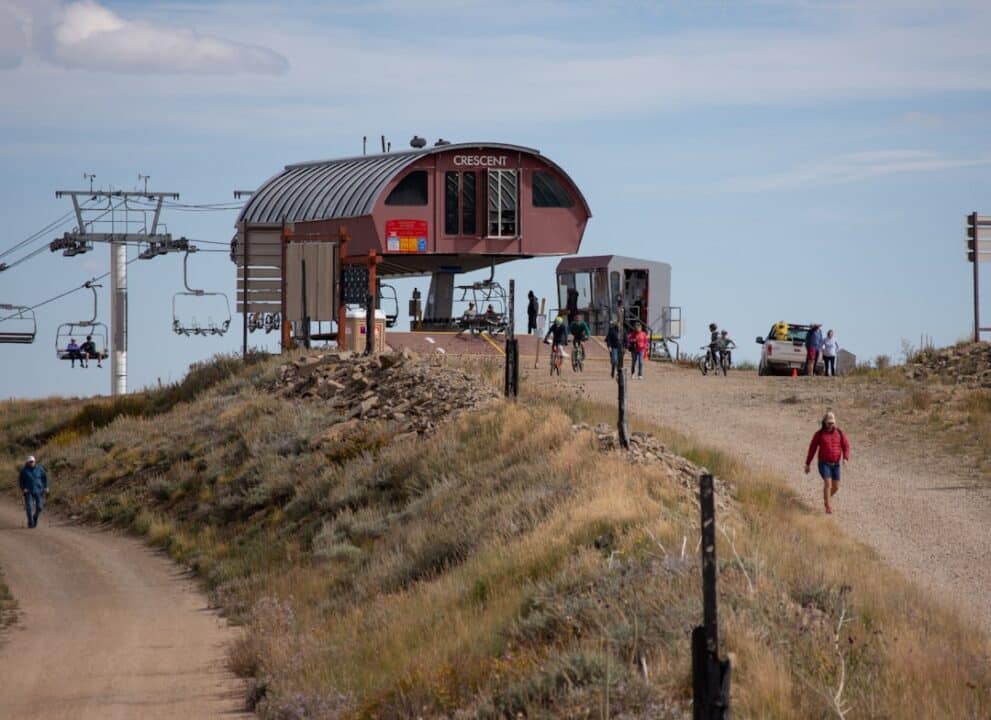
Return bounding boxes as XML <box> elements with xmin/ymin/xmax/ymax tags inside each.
<box><xmin>527</xmin><ymin>291</ymin><xmax>539</xmax><ymax>335</ymax></box>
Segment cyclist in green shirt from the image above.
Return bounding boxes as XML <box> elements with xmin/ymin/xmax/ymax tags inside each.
<box><xmin>569</xmin><ymin>313</ymin><xmax>591</xmax><ymax>354</ymax></box>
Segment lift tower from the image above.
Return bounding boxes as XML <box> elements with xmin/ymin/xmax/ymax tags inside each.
<box><xmin>51</xmin><ymin>186</ymin><xmax>179</xmax><ymax>395</ymax></box>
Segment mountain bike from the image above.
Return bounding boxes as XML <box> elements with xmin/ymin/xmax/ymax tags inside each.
<box><xmin>571</xmin><ymin>340</ymin><xmax>585</xmax><ymax>372</ymax></box>
<box><xmin>549</xmin><ymin>343</ymin><xmax>564</xmax><ymax>376</ymax></box>
<box><xmin>719</xmin><ymin>348</ymin><xmax>731</xmax><ymax>376</ymax></box>
<box><xmin>698</xmin><ymin>346</ymin><xmax>717</xmax><ymax>376</ymax></box>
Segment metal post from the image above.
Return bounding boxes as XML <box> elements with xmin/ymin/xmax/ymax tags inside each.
<box><xmin>367</xmin><ymin>250</ymin><xmax>378</xmax><ymax>354</ymax></box>
<box><xmin>692</xmin><ymin>473</ymin><xmax>731</xmax><ymax>720</ymax></box>
<box><xmin>973</xmin><ymin>212</ymin><xmax>981</xmax><ymax>343</ymax></box>
<box><xmin>242</xmin><ymin>224</ymin><xmax>249</xmax><ymax>358</ymax></box>
<box><xmin>365</xmin><ymin>291</ymin><xmax>375</xmax><ymax>356</ymax></box>
<box><xmin>280</xmin><ymin>223</ymin><xmax>291</xmax><ymax>352</ymax></box>
<box><xmin>110</xmin><ymin>239</ymin><xmax>127</xmax><ymax>396</ymax></box>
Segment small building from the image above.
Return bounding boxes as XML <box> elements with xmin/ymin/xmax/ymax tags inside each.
<box><xmin>555</xmin><ymin>255</ymin><xmax>678</xmax><ymax>337</ymax></box>
<box><xmin>234</xmin><ymin>142</ymin><xmax>591</xmax><ymax>339</ymax></box>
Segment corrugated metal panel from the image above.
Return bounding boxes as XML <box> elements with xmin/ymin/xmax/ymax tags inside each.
<box><xmin>237</xmin><ymin>142</ymin><xmax>591</xmax><ymax>226</ymax></box>
<box><xmin>239</xmin><ymin>151</ymin><xmax>422</xmax><ymax>225</ymax></box>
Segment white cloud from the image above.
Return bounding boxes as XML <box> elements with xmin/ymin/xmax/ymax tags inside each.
<box><xmin>725</xmin><ymin>150</ymin><xmax>991</xmax><ymax>192</ymax></box>
<box><xmin>0</xmin><ymin>0</ymin><xmax>288</xmax><ymax>75</ymax></box>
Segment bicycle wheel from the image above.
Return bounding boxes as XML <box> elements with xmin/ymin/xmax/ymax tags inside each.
<box><xmin>577</xmin><ymin>346</ymin><xmax>584</xmax><ymax>372</ymax></box>
<box><xmin>720</xmin><ymin>353</ymin><xmax>729</xmax><ymax>376</ymax></box>
<box><xmin>698</xmin><ymin>355</ymin><xmax>708</xmax><ymax>376</ymax></box>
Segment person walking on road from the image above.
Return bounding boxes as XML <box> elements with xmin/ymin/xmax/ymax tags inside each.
<box><xmin>627</xmin><ymin>321</ymin><xmax>649</xmax><ymax>380</ymax></box>
<box><xmin>821</xmin><ymin>329</ymin><xmax>840</xmax><ymax>376</ymax></box>
<box><xmin>18</xmin><ymin>455</ymin><xmax>49</xmax><ymax>528</ymax></box>
<box><xmin>527</xmin><ymin>291</ymin><xmax>539</xmax><ymax>335</ymax></box>
<box><xmin>804</xmin><ymin>411</ymin><xmax>850</xmax><ymax>514</ymax></box>
<box><xmin>605</xmin><ymin>320</ymin><xmax>622</xmax><ymax>378</ymax></box>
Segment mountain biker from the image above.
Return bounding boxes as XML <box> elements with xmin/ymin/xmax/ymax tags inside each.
<box><xmin>708</xmin><ymin>323</ymin><xmax>721</xmax><ymax>368</ymax></box>
<box><xmin>544</xmin><ymin>316</ymin><xmax>569</xmax><ymax>365</ymax></box>
<box><xmin>569</xmin><ymin>312</ymin><xmax>591</xmax><ymax>357</ymax></box>
<box><xmin>719</xmin><ymin>330</ymin><xmax>736</xmax><ymax>368</ymax></box>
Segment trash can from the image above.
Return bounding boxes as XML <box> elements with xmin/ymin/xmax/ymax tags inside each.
<box><xmin>344</xmin><ymin>309</ymin><xmax>386</xmax><ymax>352</ymax></box>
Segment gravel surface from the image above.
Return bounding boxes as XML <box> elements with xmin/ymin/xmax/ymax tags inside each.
<box><xmin>528</xmin><ymin>363</ymin><xmax>991</xmax><ymax>634</ymax></box>
<box><xmin>0</xmin><ymin>502</ymin><xmax>248</xmax><ymax>719</ymax></box>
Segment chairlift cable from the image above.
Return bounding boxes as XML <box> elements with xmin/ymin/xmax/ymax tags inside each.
<box><xmin>0</xmin><ymin>209</ymin><xmax>78</xmax><ymax>259</ymax></box>
<box><xmin>0</xmin><ymin>252</ymin><xmax>142</xmax><ymax>324</ymax></box>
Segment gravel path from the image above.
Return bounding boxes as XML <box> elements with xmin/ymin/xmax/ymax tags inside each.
<box><xmin>0</xmin><ymin>501</ymin><xmax>248</xmax><ymax>719</ymax></box>
<box><xmin>528</xmin><ymin>363</ymin><xmax>991</xmax><ymax>633</ymax></box>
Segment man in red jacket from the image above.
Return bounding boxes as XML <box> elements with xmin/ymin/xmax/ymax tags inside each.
<box><xmin>804</xmin><ymin>411</ymin><xmax>850</xmax><ymax>514</ymax></box>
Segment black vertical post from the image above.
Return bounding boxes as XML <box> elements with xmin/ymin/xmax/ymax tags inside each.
<box><xmin>692</xmin><ymin>473</ymin><xmax>731</xmax><ymax>720</ymax></box>
<box><xmin>301</xmin><ymin>257</ymin><xmax>310</xmax><ymax>349</ymax></box>
<box><xmin>505</xmin><ymin>279</ymin><xmax>519</xmax><ymax>398</ymax></box>
<box><xmin>616</xmin><ymin>307</ymin><xmax>630</xmax><ymax>448</ymax></box>
<box><xmin>972</xmin><ymin>211</ymin><xmax>981</xmax><ymax>343</ymax></box>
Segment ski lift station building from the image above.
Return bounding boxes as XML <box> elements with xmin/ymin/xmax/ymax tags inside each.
<box><xmin>234</xmin><ymin>142</ymin><xmax>591</xmax><ymax>336</ymax></box>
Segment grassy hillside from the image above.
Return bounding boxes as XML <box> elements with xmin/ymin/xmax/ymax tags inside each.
<box><xmin>3</xmin><ymin>352</ymin><xmax>990</xmax><ymax>719</ymax></box>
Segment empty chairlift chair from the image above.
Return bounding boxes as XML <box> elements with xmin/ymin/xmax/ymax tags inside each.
<box><xmin>172</xmin><ymin>249</ymin><xmax>231</xmax><ymax>337</ymax></box>
<box><xmin>55</xmin><ymin>282</ymin><xmax>108</xmax><ymax>363</ymax></box>
<box><xmin>0</xmin><ymin>303</ymin><xmax>37</xmax><ymax>344</ymax></box>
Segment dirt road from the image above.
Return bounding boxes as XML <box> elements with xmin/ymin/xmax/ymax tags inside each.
<box><xmin>528</xmin><ymin>363</ymin><xmax>991</xmax><ymax>633</ymax></box>
<box><xmin>0</xmin><ymin>501</ymin><xmax>248</xmax><ymax>719</ymax></box>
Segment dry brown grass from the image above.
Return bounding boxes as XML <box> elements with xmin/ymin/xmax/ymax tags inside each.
<box><xmin>2</xmin><ymin>353</ymin><xmax>989</xmax><ymax>718</ymax></box>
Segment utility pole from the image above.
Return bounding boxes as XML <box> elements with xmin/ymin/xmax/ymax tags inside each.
<box><xmin>51</xmin><ymin>186</ymin><xmax>179</xmax><ymax>395</ymax></box>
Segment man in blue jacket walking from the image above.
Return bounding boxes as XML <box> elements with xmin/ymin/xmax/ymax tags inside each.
<box><xmin>19</xmin><ymin>455</ymin><xmax>49</xmax><ymax>528</ymax></box>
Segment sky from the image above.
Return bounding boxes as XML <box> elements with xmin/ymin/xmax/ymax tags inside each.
<box><xmin>0</xmin><ymin>0</ymin><xmax>989</xmax><ymax>399</ymax></box>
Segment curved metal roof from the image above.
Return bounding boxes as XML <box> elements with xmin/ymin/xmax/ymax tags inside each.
<box><xmin>238</xmin><ymin>142</ymin><xmax>590</xmax><ymax>225</ymax></box>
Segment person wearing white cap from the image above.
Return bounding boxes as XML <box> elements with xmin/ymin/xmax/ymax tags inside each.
<box><xmin>18</xmin><ymin>455</ymin><xmax>49</xmax><ymax>528</ymax></box>
<box><xmin>804</xmin><ymin>411</ymin><xmax>850</xmax><ymax>514</ymax></box>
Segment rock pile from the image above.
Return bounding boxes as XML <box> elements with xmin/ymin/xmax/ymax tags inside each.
<box><xmin>904</xmin><ymin>343</ymin><xmax>991</xmax><ymax>387</ymax></box>
<box><xmin>574</xmin><ymin>422</ymin><xmax>730</xmax><ymax>496</ymax></box>
<box><xmin>275</xmin><ymin>349</ymin><xmax>500</xmax><ymax>435</ymax></box>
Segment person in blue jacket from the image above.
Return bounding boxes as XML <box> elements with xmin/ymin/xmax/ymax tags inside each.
<box><xmin>18</xmin><ymin>455</ymin><xmax>49</xmax><ymax>528</ymax></box>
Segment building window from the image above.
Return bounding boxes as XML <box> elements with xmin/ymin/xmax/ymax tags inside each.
<box><xmin>462</xmin><ymin>172</ymin><xmax>476</xmax><ymax>235</ymax></box>
<box><xmin>385</xmin><ymin>170</ymin><xmax>428</xmax><ymax>206</ymax></box>
<box><xmin>487</xmin><ymin>169</ymin><xmax>518</xmax><ymax>237</ymax></box>
<box><xmin>444</xmin><ymin>172</ymin><xmax>459</xmax><ymax>234</ymax></box>
<box><xmin>532</xmin><ymin>170</ymin><xmax>574</xmax><ymax>208</ymax></box>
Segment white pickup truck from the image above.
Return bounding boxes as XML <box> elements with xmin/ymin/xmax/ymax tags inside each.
<box><xmin>755</xmin><ymin>323</ymin><xmax>822</xmax><ymax>376</ymax></box>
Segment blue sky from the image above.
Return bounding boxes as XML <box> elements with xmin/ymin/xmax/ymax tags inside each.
<box><xmin>1</xmin><ymin>0</ymin><xmax>989</xmax><ymax>398</ymax></box>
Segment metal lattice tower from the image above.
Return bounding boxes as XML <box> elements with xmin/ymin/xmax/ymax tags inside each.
<box><xmin>51</xmin><ymin>185</ymin><xmax>179</xmax><ymax>395</ymax></box>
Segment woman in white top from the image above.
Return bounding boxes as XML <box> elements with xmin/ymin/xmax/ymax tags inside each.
<box><xmin>821</xmin><ymin>329</ymin><xmax>840</xmax><ymax>376</ymax></box>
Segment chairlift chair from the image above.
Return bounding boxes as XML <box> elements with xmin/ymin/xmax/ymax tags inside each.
<box><xmin>172</xmin><ymin>249</ymin><xmax>231</xmax><ymax>337</ymax></box>
<box><xmin>378</xmin><ymin>283</ymin><xmax>399</xmax><ymax>328</ymax></box>
<box><xmin>0</xmin><ymin>303</ymin><xmax>37</xmax><ymax>344</ymax></box>
<box><xmin>55</xmin><ymin>283</ymin><xmax>108</xmax><ymax>362</ymax></box>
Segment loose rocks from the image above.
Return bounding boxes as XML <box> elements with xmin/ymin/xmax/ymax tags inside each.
<box><xmin>275</xmin><ymin>349</ymin><xmax>500</xmax><ymax>436</ymax></box>
<box><xmin>904</xmin><ymin>343</ymin><xmax>991</xmax><ymax>387</ymax></box>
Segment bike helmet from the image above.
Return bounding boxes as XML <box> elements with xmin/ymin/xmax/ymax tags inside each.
<box><xmin>555</xmin><ymin>316</ymin><xmax>563</xmax><ymax>325</ymax></box>
<box><xmin>708</xmin><ymin>323</ymin><xmax>717</xmax><ymax>331</ymax></box>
